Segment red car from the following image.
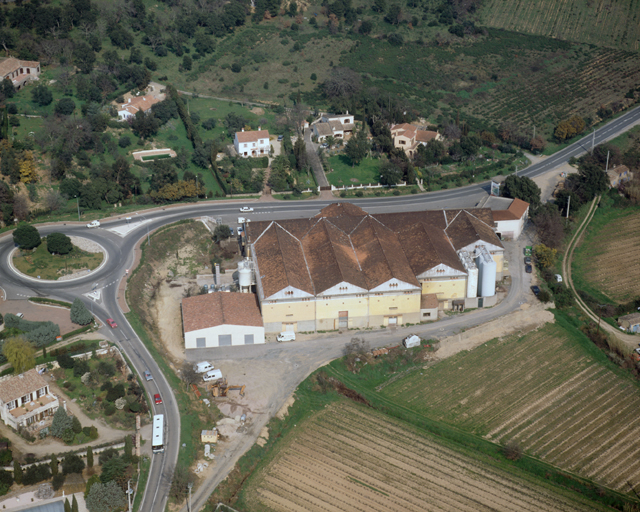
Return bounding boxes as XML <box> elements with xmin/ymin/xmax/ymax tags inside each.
<box><xmin>154</xmin><ymin>394</ymin><xmax>162</xmax><ymax>405</ymax></box>
<box><xmin>106</xmin><ymin>318</ymin><xmax>117</xmax><ymax>329</ymax></box>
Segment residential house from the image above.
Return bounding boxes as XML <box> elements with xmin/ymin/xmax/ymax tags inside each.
<box><xmin>117</xmin><ymin>94</ymin><xmax>162</xmax><ymax>121</ymax></box>
<box><xmin>618</xmin><ymin>313</ymin><xmax>640</xmax><ymax>333</ymax></box>
<box><xmin>607</xmin><ymin>165</ymin><xmax>632</xmax><ymax>188</ymax></box>
<box><xmin>0</xmin><ymin>57</ymin><xmax>40</xmax><ymax>90</ymax></box>
<box><xmin>390</xmin><ymin>123</ymin><xmax>443</xmax><ymax>157</ymax></box>
<box><xmin>0</xmin><ymin>369</ymin><xmax>59</xmax><ymax>431</ymax></box>
<box><xmin>234</xmin><ymin>128</ymin><xmax>270</xmax><ymax>158</ymax></box>
<box><xmin>312</xmin><ymin>112</ymin><xmax>355</xmax><ymax>142</ymax></box>
<box><xmin>246</xmin><ymin>203</ymin><xmax>505</xmax><ymax>333</ymax></box>
<box><xmin>182</xmin><ymin>292</ymin><xmax>265</xmax><ymax>349</ymax></box>
<box><xmin>481</xmin><ymin>196</ymin><xmax>530</xmax><ymax>240</ymax></box>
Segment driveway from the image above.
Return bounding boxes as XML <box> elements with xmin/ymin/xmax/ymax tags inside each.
<box><xmin>304</xmin><ymin>128</ymin><xmax>329</xmax><ymax>187</ymax></box>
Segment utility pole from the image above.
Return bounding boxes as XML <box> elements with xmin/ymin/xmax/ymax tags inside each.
<box><xmin>75</xmin><ymin>195</ymin><xmax>80</xmax><ymax>221</ymax></box>
<box><xmin>592</xmin><ymin>128</ymin><xmax>596</xmax><ymax>153</ymax></box>
<box><xmin>566</xmin><ymin>195</ymin><xmax>571</xmax><ymax>219</ymax></box>
<box><xmin>533</xmin><ymin>125</ymin><xmax>536</xmax><ymax>139</ymax></box>
<box><xmin>196</xmin><ymin>175</ymin><xmax>198</xmax><ymax>199</ymax></box>
<box><xmin>605</xmin><ymin>150</ymin><xmax>610</xmax><ymax>173</ymax></box>
<box><xmin>188</xmin><ymin>482</ymin><xmax>193</xmax><ymax>512</ymax></box>
<box><xmin>515</xmin><ymin>165</ymin><xmax>518</xmax><ymax>177</ymax></box>
<box><xmin>127</xmin><ymin>480</ymin><xmax>133</xmax><ymax>512</ymax></box>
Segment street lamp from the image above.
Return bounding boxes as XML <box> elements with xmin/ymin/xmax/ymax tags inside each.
<box><xmin>74</xmin><ymin>195</ymin><xmax>80</xmax><ymax>222</ymax></box>
<box><xmin>126</xmin><ymin>480</ymin><xmax>134</xmax><ymax>512</ymax></box>
<box><xmin>188</xmin><ymin>482</ymin><xmax>193</xmax><ymax>512</ymax></box>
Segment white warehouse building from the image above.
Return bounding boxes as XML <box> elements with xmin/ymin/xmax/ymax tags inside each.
<box><xmin>182</xmin><ymin>292</ymin><xmax>265</xmax><ymax>349</ymax></box>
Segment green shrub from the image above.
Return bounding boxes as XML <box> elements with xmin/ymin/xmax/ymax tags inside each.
<box><xmin>13</xmin><ymin>223</ymin><xmax>41</xmax><ymax>250</ymax></box>
<box><xmin>393</xmin><ymin>189</ymin><xmax>401</xmax><ymax>195</ymax></box>
<box><xmin>103</xmin><ymin>403</ymin><xmax>116</xmax><ymax>416</ymax></box>
<box><xmin>52</xmin><ymin>473</ymin><xmax>66</xmax><ymax>491</ymax></box>
<box><xmin>70</xmin><ymin>298</ymin><xmax>93</xmax><ymax>326</ymax></box>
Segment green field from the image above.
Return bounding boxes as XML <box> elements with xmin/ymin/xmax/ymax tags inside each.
<box><xmin>326</xmin><ymin>155</ymin><xmax>382</xmax><ymax>186</ymax></box>
<box><xmin>479</xmin><ymin>0</ymin><xmax>640</xmax><ymax>52</ymax></box>
<box><xmin>380</xmin><ymin>320</ymin><xmax>640</xmax><ymax>492</ymax></box>
<box><xmin>572</xmin><ymin>206</ymin><xmax>640</xmax><ymax>303</ymax></box>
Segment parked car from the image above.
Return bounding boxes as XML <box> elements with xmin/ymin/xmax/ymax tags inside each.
<box><xmin>144</xmin><ymin>371</ymin><xmax>153</xmax><ymax>381</ymax></box>
<box><xmin>277</xmin><ymin>135</ymin><xmax>284</xmax><ymax>141</ymax></box>
<box><xmin>194</xmin><ymin>362</ymin><xmax>214</xmax><ymax>374</ymax></box>
<box><xmin>106</xmin><ymin>318</ymin><xmax>117</xmax><ymax>328</ymax></box>
<box><xmin>524</xmin><ymin>256</ymin><xmax>531</xmax><ymax>265</ymax></box>
<box><xmin>531</xmin><ymin>285</ymin><xmax>541</xmax><ymax>296</ymax></box>
<box><xmin>240</xmin><ymin>206</ymin><xmax>254</xmax><ymax>212</ymax></box>
<box><xmin>16</xmin><ymin>313</ymin><xmax>24</xmax><ymax>319</ymax></box>
<box><xmin>555</xmin><ymin>274</ymin><xmax>563</xmax><ymax>282</ymax></box>
<box><xmin>238</xmin><ymin>226</ymin><xmax>244</xmax><ymax>235</ymax></box>
<box><xmin>203</xmin><ymin>369</ymin><xmax>223</xmax><ymax>382</ymax></box>
<box><xmin>87</xmin><ymin>220</ymin><xmax>100</xmax><ymax>228</ymax></box>
<box><xmin>320</xmin><ymin>143</ymin><xmax>329</xmax><ymax>149</ymax></box>
<box><xmin>525</xmin><ymin>264</ymin><xmax>532</xmax><ymax>273</ymax></box>
<box><xmin>154</xmin><ymin>393</ymin><xmax>162</xmax><ymax>405</ymax></box>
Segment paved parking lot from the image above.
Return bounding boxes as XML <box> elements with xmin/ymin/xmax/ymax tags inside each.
<box><xmin>0</xmin><ymin>300</ymin><xmax>77</xmax><ymax>334</ymax></box>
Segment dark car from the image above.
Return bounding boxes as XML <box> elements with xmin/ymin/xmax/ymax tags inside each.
<box><xmin>531</xmin><ymin>285</ymin><xmax>541</xmax><ymax>296</ymax></box>
<box><xmin>525</xmin><ymin>264</ymin><xmax>532</xmax><ymax>273</ymax></box>
<box><xmin>524</xmin><ymin>256</ymin><xmax>532</xmax><ymax>265</ymax></box>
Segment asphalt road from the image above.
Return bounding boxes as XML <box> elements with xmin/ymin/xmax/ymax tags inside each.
<box><xmin>0</xmin><ymin>103</ymin><xmax>639</xmax><ymax>511</ymax></box>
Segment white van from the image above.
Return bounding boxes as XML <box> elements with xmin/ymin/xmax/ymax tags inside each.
<box><xmin>403</xmin><ymin>335</ymin><xmax>421</xmax><ymax>349</ymax></box>
<box><xmin>277</xmin><ymin>331</ymin><xmax>296</xmax><ymax>342</ymax></box>
<box><xmin>203</xmin><ymin>369</ymin><xmax>223</xmax><ymax>382</ymax></box>
<box><xmin>194</xmin><ymin>362</ymin><xmax>214</xmax><ymax>374</ymax></box>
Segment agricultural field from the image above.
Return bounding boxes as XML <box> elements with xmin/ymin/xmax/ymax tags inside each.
<box><xmin>478</xmin><ymin>0</ymin><xmax>640</xmax><ymax>52</ymax></box>
<box><xmin>572</xmin><ymin>208</ymin><xmax>640</xmax><ymax>303</ymax></box>
<box><xmin>381</xmin><ymin>322</ymin><xmax>640</xmax><ymax>492</ymax></box>
<box><xmin>242</xmin><ymin>401</ymin><xmax>605</xmax><ymax>512</ymax></box>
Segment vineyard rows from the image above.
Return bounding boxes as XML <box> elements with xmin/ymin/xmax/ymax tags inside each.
<box><xmin>382</xmin><ymin>323</ymin><xmax>640</xmax><ymax>491</ymax></box>
<box><xmin>244</xmin><ymin>402</ymin><xmax>602</xmax><ymax>511</ymax></box>
<box><xmin>479</xmin><ymin>0</ymin><xmax>640</xmax><ymax>52</ymax></box>
<box><xmin>467</xmin><ymin>46</ymin><xmax>640</xmax><ymax>129</ymax></box>
<box><xmin>578</xmin><ymin>213</ymin><xmax>640</xmax><ymax>302</ymax></box>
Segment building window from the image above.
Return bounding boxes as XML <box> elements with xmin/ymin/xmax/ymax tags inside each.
<box><xmin>244</xmin><ymin>334</ymin><xmax>254</xmax><ymax>345</ymax></box>
<box><xmin>375</xmin><ymin>293</ymin><xmax>383</xmax><ymax>296</ymax></box>
<box><xmin>196</xmin><ymin>337</ymin><xmax>206</xmax><ymax>348</ymax></box>
<box><xmin>389</xmin><ymin>307</ymin><xmax>398</xmax><ymax>310</ymax></box>
<box><xmin>218</xmin><ymin>334</ymin><xmax>232</xmax><ymax>347</ymax></box>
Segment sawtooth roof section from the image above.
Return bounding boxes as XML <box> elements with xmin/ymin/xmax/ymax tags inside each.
<box><xmin>445</xmin><ymin>211</ymin><xmax>504</xmax><ymax>251</ymax></box>
<box><xmin>252</xmin><ymin>223</ymin><xmax>314</xmax><ymax>297</ymax></box>
<box><xmin>303</xmin><ymin>220</ymin><xmax>367</xmax><ymax>293</ymax></box>
<box><xmin>374</xmin><ymin>210</ymin><xmax>449</xmax><ymax>231</ymax></box>
<box><xmin>396</xmin><ymin>222</ymin><xmax>466</xmax><ymax>275</ymax></box>
<box><xmin>350</xmin><ymin>217</ymin><xmax>419</xmax><ymax>289</ymax></box>
<box><xmin>316</xmin><ymin>202</ymin><xmax>368</xmax><ymax>234</ymax></box>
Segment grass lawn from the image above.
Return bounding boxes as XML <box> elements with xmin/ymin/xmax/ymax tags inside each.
<box><xmin>326</xmin><ymin>155</ymin><xmax>381</xmax><ymax>186</ymax></box>
<box><xmin>12</xmin><ymin>241</ymin><xmax>104</xmax><ymax>280</ymax></box>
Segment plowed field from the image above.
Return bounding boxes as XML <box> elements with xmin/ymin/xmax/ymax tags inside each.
<box><xmin>382</xmin><ymin>323</ymin><xmax>640</xmax><ymax>492</ymax></box>
<box><xmin>243</xmin><ymin>402</ymin><xmax>604</xmax><ymax>512</ymax></box>
<box><xmin>574</xmin><ymin>210</ymin><xmax>640</xmax><ymax>302</ymax></box>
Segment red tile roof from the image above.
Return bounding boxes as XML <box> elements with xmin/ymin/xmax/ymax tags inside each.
<box><xmin>182</xmin><ymin>292</ymin><xmax>263</xmax><ymax>333</ymax></box>
<box><xmin>492</xmin><ymin>198</ymin><xmax>530</xmax><ymax>221</ymax></box>
<box><xmin>235</xmin><ymin>129</ymin><xmax>269</xmax><ymax>143</ymax></box>
<box><xmin>416</xmin><ymin>130</ymin><xmax>439</xmax><ymax>143</ymax></box>
<box><xmin>118</xmin><ymin>95</ymin><xmax>161</xmax><ymax>115</ymax></box>
<box><xmin>0</xmin><ymin>369</ymin><xmax>48</xmax><ymax>404</ymax></box>
<box><xmin>421</xmin><ymin>293</ymin><xmax>439</xmax><ymax>309</ymax></box>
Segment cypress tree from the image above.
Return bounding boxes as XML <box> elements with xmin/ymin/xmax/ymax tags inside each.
<box><xmin>50</xmin><ymin>454</ymin><xmax>58</xmax><ymax>476</ymax></box>
<box><xmin>13</xmin><ymin>460</ymin><xmax>22</xmax><ymax>485</ymax></box>
<box><xmin>86</xmin><ymin>446</ymin><xmax>93</xmax><ymax>468</ymax></box>
<box><xmin>72</xmin><ymin>494</ymin><xmax>78</xmax><ymax>512</ymax></box>
<box><xmin>64</xmin><ymin>498</ymin><xmax>71</xmax><ymax>512</ymax></box>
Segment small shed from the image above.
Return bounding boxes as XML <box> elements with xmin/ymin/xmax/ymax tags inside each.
<box><xmin>618</xmin><ymin>313</ymin><xmax>640</xmax><ymax>333</ymax></box>
<box><xmin>420</xmin><ymin>293</ymin><xmax>439</xmax><ymax>321</ymax></box>
<box><xmin>201</xmin><ymin>429</ymin><xmax>218</xmax><ymax>443</ymax></box>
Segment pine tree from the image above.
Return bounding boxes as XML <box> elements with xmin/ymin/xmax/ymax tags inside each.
<box><xmin>13</xmin><ymin>460</ymin><xmax>22</xmax><ymax>485</ymax></box>
<box><xmin>87</xmin><ymin>446</ymin><xmax>94</xmax><ymax>468</ymax></box>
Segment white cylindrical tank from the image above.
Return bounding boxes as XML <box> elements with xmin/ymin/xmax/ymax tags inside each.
<box><xmin>476</xmin><ymin>246</ymin><xmax>496</xmax><ymax>297</ymax></box>
<box><xmin>238</xmin><ymin>266</ymin><xmax>251</xmax><ymax>291</ymax></box>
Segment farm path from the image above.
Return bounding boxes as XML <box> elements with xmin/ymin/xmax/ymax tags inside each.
<box><xmin>181</xmin><ymin>238</ymin><xmax>533</xmax><ymax>512</ymax></box>
<box><xmin>563</xmin><ymin>196</ymin><xmax>638</xmax><ymax>347</ymax></box>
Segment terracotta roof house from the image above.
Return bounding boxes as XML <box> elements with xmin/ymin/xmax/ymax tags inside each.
<box><xmin>607</xmin><ymin>165</ymin><xmax>632</xmax><ymax>188</ymax></box>
<box><xmin>0</xmin><ymin>57</ymin><xmax>40</xmax><ymax>90</ymax></box>
<box><xmin>117</xmin><ymin>94</ymin><xmax>162</xmax><ymax>121</ymax></box>
<box><xmin>182</xmin><ymin>292</ymin><xmax>265</xmax><ymax>349</ymax></box>
<box><xmin>247</xmin><ymin>203</ymin><xmax>505</xmax><ymax>333</ymax></box>
<box><xmin>234</xmin><ymin>128</ymin><xmax>270</xmax><ymax>158</ymax></box>
<box><xmin>390</xmin><ymin>123</ymin><xmax>443</xmax><ymax>157</ymax></box>
<box><xmin>478</xmin><ymin>196</ymin><xmax>530</xmax><ymax>240</ymax></box>
<box><xmin>0</xmin><ymin>369</ymin><xmax>59</xmax><ymax>431</ymax></box>
<box><xmin>312</xmin><ymin>112</ymin><xmax>355</xmax><ymax>142</ymax></box>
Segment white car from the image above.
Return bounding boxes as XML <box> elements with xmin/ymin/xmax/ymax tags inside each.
<box><xmin>555</xmin><ymin>274</ymin><xmax>563</xmax><ymax>283</ymax></box>
<box><xmin>239</xmin><ymin>207</ymin><xmax>254</xmax><ymax>213</ymax></box>
<box><xmin>87</xmin><ymin>220</ymin><xmax>100</xmax><ymax>228</ymax></box>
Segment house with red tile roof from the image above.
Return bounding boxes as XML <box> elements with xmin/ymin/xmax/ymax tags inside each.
<box><xmin>0</xmin><ymin>57</ymin><xmax>40</xmax><ymax>90</ymax></box>
<box><xmin>246</xmin><ymin>203</ymin><xmax>505</xmax><ymax>332</ymax></box>
<box><xmin>607</xmin><ymin>164</ymin><xmax>632</xmax><ymax>188</ymax></box>
<box><xmin>312</xmin><ymin>112</ymin><xmax>355</xmax><ymax>142</ymax></box>
<box><xmin>0</xmin><ymin>369</ymin><xmax>59</xmax><ymax>431</ymax></box>
<box><xmin>481</xmin><ymin>196</ymin><xmax>530</xmax><ymax>240</ymax></box>
<box><xmin>182</xmin><ymin>292</ymin><xmax>265</xmax><ymax>349</ymax></box>
<box><xmin>117</xmin><ymin>94</ymin><xmax>162</xmax><ymax>121</ymax></box>
<box><xmin>390</xmin><ymin>123</ymin><xmax>443</xmax><ymax>157</ymax></box>
<box><xmin>234</xmin><ymin>128</ymin><xmax>270</xmax><ymax>158</ymax></box>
